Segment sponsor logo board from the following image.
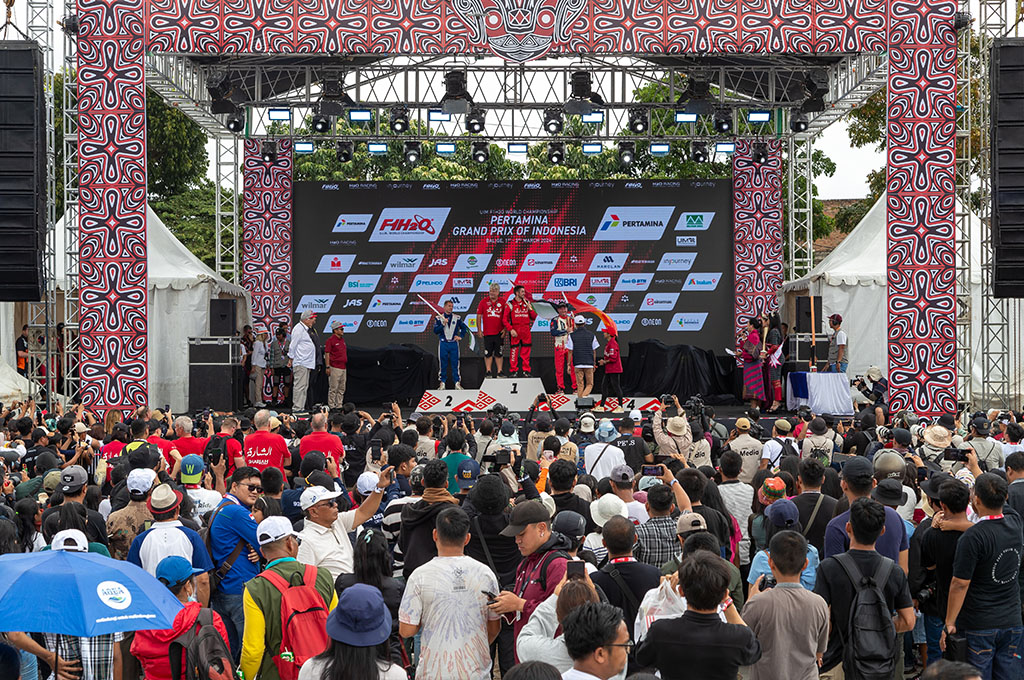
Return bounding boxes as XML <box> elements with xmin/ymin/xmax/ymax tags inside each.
<box><xmin>453</xmin><ymin>254</ymin><xmax>493</xmax><ymax>272</ymax></box>
<box><xmin>683</xmin><ymin>273</ymin><xmax>722</xmax><ymax>291</ymax></box>
<box><xmin>675</xmin><ymin>212</ymin><xmax>715</xmax><ymax>231</ymax></box>
<box><xmin>296</xmin><ymin>295</ymin><xmax>336</xmax><ymax>313</ymax></box>
<box><xmin>545</xmin><ymin>273</ymin><xmax>585</xmax><ymax>291</ymax></box>
<box><xmin>410</xmin><ymin>275</ymin><xmax>448</xmax><ymax>292</ymax></box>
<box><xmin>520</xmin><ymin>253</ymin><xmax>560</xmax><ymax>272</ymax></box>
<box><xmin>614</xmin><ymin>273</ymin><xmax>653</xmax><ymax>291</ymax></box>
<box><xmin>669</xmin><ymin>312</ymin><xmax>709</xmax><ymax>331</ymax></box>
<box><xmin>368</xmin><ymin>295</ymin><xmax>406</xmax><ymax>312</ymax></box>
<box><xmin>642</xmin><ymin>292</ymin><xmax>680</xmax><ymax>310</ymax></box>
<box><xmin>384</xmin><ymin>254</ymin><xmax>425</xmax><ymax>272</ymax></box>
<box><xmin>331</xmin><ymin>213</ymin><xmax>373</xmax><ymax>233</ymax></box>
<box><xmin>588</xmin><ymin>253</ymin><xmax>629</xmax><ymax>271</ymax></box>
<box><xmin>323</xmin><ymin>315</ymin><xmax>364</xmax><ymax>333</ymax></box>
<box><xmin>342</xmin><ymin>275</ymin><xmax>380</xmax><ymax>292</ymax></box>
<box><xmin>393</xmin><ymin>315</ymin><xmax>431</xmax><ymax>332</ymax></box>
<box><xmin>658</xmin><ymin>252</ymin><xmax>698</xmax><ymax>271</ymax></box>
<box><xmin>368</xmin><ymin>208</ymin><xmax>450</xmax><ymax>242</ymax></box>
<box><xmin>595</xmin><ymin>206</ymin><xmax>675</xmax><ymax>241</ymax></box>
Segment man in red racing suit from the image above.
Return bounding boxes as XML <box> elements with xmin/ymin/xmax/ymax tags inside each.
<box><xmin>503</xmin><ymin>285</ymin><xmax>537</xmax><ymax>377</ymax></box>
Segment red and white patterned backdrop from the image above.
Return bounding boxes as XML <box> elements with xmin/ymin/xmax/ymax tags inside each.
<box><xmin>885</xmin><ymin>0</ymin><xmax>957</xmax><ymax>416</ymax></box>
<box><xmin>77</xmin><ymin>0</ymin><xmax>149</xmax><ymax>411</ymax></box>
<box><xmin>72</xmin><ymin>0</ymin><xmax>957</xmax><ymax>413</ymax></box>
<box><xmin>732</xmin><ymin>139</ymin><xmax>783</xmax><ymax>338</ymax></box>
<box><xmin>242</xmin><ymin>139</ymin><xmax>294</xmax><ymax>333</ymax></box>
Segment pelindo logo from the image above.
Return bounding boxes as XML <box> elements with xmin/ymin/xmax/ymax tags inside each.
<box><xmin>595</xmin><ymin>206</ymin><xmax>675</xmax><ymax>241</ymax></box>
<box><xmin>97</xmin><ymin>581</ymin><xmax>132</xmax><ymax>610</ymax></box>
<box><xmin>676</xmin><ymin>212</ymin><xmax>715</xmax><ymax>231</ymax></box>
<box><xmin>369</xmin><ymin>208</ymin><xmax>450</xmax><ymax>242</ymax></box>
<box><xmin>669</xmin><ymin>313</ymin><xmax>709</xmax><ymax>331</ymax></box>
<box><xmin>683</xmin><ymin>273</ymin><xmax>722</xmax><ymax>291</ymax></box>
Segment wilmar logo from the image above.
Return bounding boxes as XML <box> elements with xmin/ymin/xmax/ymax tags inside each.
<box><xmin>683</xmin><ymin>273</ymin><xmax>722</xmax><ymax>291</ymax></box>
<box><xmin>315</xmin><ymin>254</ymin><xmax>356</xmax><ymax>273</ymax></box>
<box><xmin>332</xmin><ymin>213</ymin><xmax>373</xmax><ymax>233</ymax></box>
<box><xmin>296</xmin><ymin>295</ymin><xmax>336</xmax><ymax>313</ymax></box>
<box><xmin>669</xmin><ymin>313</ymin><xmax>709</xmax><ymax>331</ymax></box>
<box><xmin>595</xmin><ymin>207</ymin><xmax>674</xmax><ymax>241</ymax></box>
<box><xmin>97</xmin><ymin>581</ymin><xmax>132</xmax><ymax>610</ymax></box>
<box><xmin>384</xmin><ymin>254</ymin><xmax>424</xmax><ymax>272</ymax></box>
<box><xmin>676</xmin><ymin>212</ymin><xmax>715</xmax><ymax>231</ymax></box>
<box><xmin>368</xmin><ymin>208</ymin><xmax>450</xmax><ymax>242</ymax></box>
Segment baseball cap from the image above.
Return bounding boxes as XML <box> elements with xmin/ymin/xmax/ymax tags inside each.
<box><xmin>574</xmin><ymin>315</ymin><xmax>586</xmax><ymax>324</ymax></box>
<box><xmin>300</xmin><ymin>451</ymin><xmax>327</xmax><ymax>477</ymax></box>
<box><xmin>552</xmin><ymin>510</ymin><xmax>587</xmax><ymax>539</ymax></box>
<box><xmin>179</xmin><ymin>454</ymin><xmax>205</xmax><ymax>485</ymax></box>
<box><xmin>638</xmin><ymin>476</ymin><xmax>662</xmax><ymax>491</ymax></box>
<box><xmin>42</xmin><ymin>469</ymin><xmax>62</xmax><ymax>493</ymax></box>
<box><xmin>148</xmin><ymin>483</ymin><xmax>184</xmax><ymax>513</ymax></box>
<box><xmin>300</xmin><ymin>485</ymin><xmax>343</xmax><ymax>511</ymax></box>
<box><xmin>499</xmin><ymin>500</ymin><xmax>551</xmax><ymax>536</ymax></box>
<box><xmin>972</xmin><ymin>417</ymin><xmax>991</xmax><ymax>435</ymax></box>
<box><xmin>256</xmin><ymin>515</ymin><xmax>299</xmax><ymax>546</ymax></box>
<box><xmin>73</xmin><ymin>422</ymin><xmax>89</xmax><ymax>434</ymax></box>
<box><xmin>408</xmin><ymin>464</ymin><xmax>426</xmax><ymax>489</ymax></box>
<box><xmin>609</xmin><ymin>465</ymin><xmax>633</xmax><ymax>485</ymax></box>
<box><xmin>676</xmin><ymin>511</ymin><xmax>707</xmax><ymax>535</ymax></box>
<box><xmin>59</xmin><ymin>465</ymin><xmax>88</xmax><ymax>494</ymax></box>
<box><xmin>765</xmin><ymin>498</ymin><xmax>800</xmax><ymax>528</ymax></box>
<box><xmin>841</xmin><ymin>456</ymin><xmax>874</xmax><ymax>482</ymax></box>
<box><xmin>829</xmin><ymin>313</ymin><xmax>842</xmax><ymax>324</ymax></box>
<box><xmin>578</xmin><ymin>414</ymin><xmax>596</xmax><ymax>433</ymax></box>
<box><xmin>893</xmin><ymin>428</ymin><xmax>913</xmax><ymax>447</ymax></box>
<box><xmin>774</xmin><ymin>419</ymin><xmax>792</xmax><ymax>434</ymax></box>
<box><xmin>126</xmin><ymin>468</ymin><xmax>157</xmax><ymax>497</ymax></box>
<box><xmin>735</xmin><ymin>417</ymin><xmax>751</xmax><ymax>431</ymax></box>
<box><xmin>51</xmin><ymin>529</ymin><xmax>89</xmax><ymax>552</ymax></box>
<box><xmin>156</xmin><ymin>555</ymin><xmax>204</xmax><ymax>588</ymax></box>
<box><xmin>356</xmin><ymin>472</ymin><xmax>380</xmax><ymax>496</ymax></box>
<box><xmin>456</xmin><ymin>459</ymin><xmax>480</xmax><ymax>491</ymax></box>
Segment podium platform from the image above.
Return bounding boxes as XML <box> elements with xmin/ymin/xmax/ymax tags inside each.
<box><xmin>414</xmin><ymin>377</ymin><xmax>665</xmax><ymax>414</ymax></box>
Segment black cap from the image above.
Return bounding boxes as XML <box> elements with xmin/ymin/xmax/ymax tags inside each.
<box><xmin>552</xmin><ymin>510</ymin><xmax>586</xmax><ymax>539</ymax></box>
<box><xmin>893</xmin><ymin>428</ymin><xmax>913</xmax><ymax>446</ymax></box>
<box><xmin>499</xmin><ymin>500</ymin><xmax>551</xmax><ymax>536</ymax></box>
<box><xmin>937</xmin><ymin>414</ymin><xmax>957</xmax><ymax>431</ymax></box>
<box><xmin>920</xmin><ymin>471</ymin><xmax>955</xmax><ymax>501</ymax></box>
<box><xmin>841</xmin><ymin>456</ymin><xmax>874</xmax><ymax>481</ymax></box>
<box><xmin>972</xmin><ymin>418</ymin><xmax>991</xmax><ymax>435</ymax></box>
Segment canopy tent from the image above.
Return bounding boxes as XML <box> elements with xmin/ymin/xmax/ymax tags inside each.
<box><xmin>0</xmin><ymin>207</ymin><xmax>251</xmax><ymax>411</ymax></box>
<box><xmin>781</xmin><ymin>195</ymin><xmax>1024</xmax><ymax>407</ymax></box>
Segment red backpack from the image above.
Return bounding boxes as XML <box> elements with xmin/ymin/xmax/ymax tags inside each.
<box><xmin>259</xmin><ymin>564</ymin><xmax>330</xmax><ymax>680</ymax></box>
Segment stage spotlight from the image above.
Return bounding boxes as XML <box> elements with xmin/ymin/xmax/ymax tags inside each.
<box><xmin>691</xmin><ymin>142</ymin><xmax>709</xmax><ymax>163</ymax></box>
<box><xmin>311</xmin><ymin>112</ymin><xmax>331</xmax><ymax>133</ymax></box>
<box><xmin>752</xmin><ymin>142</ymin><xmax>768</xmax><ymax>164</ymax></box>
<box><xmin>60</xmin><ymin>13</ymin><xmax>79</xmax><ymax>35</ymax></box>
<box><xmin>207</xmin><ymin>70</ymin><xmax>241</xmax><ymax>114</ymax></box>
<box><xmin>466</xmin><ymin>108</ymin><xmax>486</xmax><ymax>134</ymax></box>
<box><xmin>471</xmin><ymin>141</ymin><xmax>490</xmax><ymax>163</ymax></box>
<box><xmin>260</xmin><ymin>140</ymin><xmax>278</xmax><ymax>163</ymax></box>
<box><xmin>226</xmin><ymin>107</ymin><xmax>245</xmax><ymax>133</ymax></box>
<box><xmin>441</xmin><ymin>70</ymin><xmax>473</xmax><ymax>114</ymax></box>
<box><xmin>389</xmin><ymin>106</ymin><xmax>409</xmax><ymax>133</ymax></box>
<box><xmin>565</xmin><ymin>71</ymin><xmax>605</xmax><ymax>115</ymax></box>
<box><xmin>617</xmin><ymin>141</ymin><xmax>635</xmax><ymax>167</ymax></box>
<box><xmin>790</xmin><ymin>111</ymin><xmax>809</xmax><ymax>133</ymax></box>
<box><xmin>543</xmin><ymin>107</ymin><xmax>564</xmax><ymax>135</ymax></box>
<box><xmin>954</xmin><ymin>11</ymin><xmax>971</xmax><ymax>31</ymax></box>
<box><xmin>627</xmin><ymin>108</ymin><xmax>649</xmax><ymax>134</ymax></box>
<box><xmin>676</xmin><ymin>75</ymin><xmax>714</xmax><ymax>115</ymax></box>
<box><xmin>801</xmin><ymin>70</ymin><xmax>829</xmax><ymax>113</ymax></box>
<box><xmin>713</xmin><ymin>109</ymin><xmax>732</xmax><ymax>134</ymax></box>
<box><xmin>547</xmin><ymin>141</ymin><xmax>565</xmax><ymax>165</ymax></box>
<box><xmin>319</xmin><ymin>78</ymin><xmax>355</xmax><ymax>116</ymax></box>
<box><xmin>336</xmin><ymin>140</ymin><xmax>353</xmax><ymax>163</ymax></box>
<box><xmin>403</xmin><ymin>141</ymin><xmax>422</xmax><ymax>166</ymax></box>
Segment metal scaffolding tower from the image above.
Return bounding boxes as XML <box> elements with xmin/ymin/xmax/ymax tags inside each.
<box><xmin>954</xmin><ymin>0</ymin><xmax>973</xmax><ymax>407</ymax></box>
<box><xmin>61</xmin><ymin>0</ymin><xmax>80</xmax><ymax>402</ymax></box>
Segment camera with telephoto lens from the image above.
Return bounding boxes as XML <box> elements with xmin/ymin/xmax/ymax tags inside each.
<box><xmin>943</xmin><ymin>447</ymin><xmax>969</xmax><ymax>463</ymax></box>
<box><xmin>660</xmin><ymin>394</ymin><xmax>674</xmax><ymax>405</ymax></box>
<box><xmin>916</xmin><ymin>583</ymin><xmax>937</xmax><ymax>604</ymax></box>
<box><xmin>759</xmin><ymin>575</ymin><xmax>777</xmax><ymax>591</ymax></box>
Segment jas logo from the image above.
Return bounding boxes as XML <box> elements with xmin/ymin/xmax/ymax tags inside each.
<box><xmin>343</xmin><ymin>298</ymin><xmax>363</xmax><ymax>308</ymax></box>
<box><xmin>683</xmin><ymin>273</ymin><xmax>722</xmax><ymax>291</ymax></box>
<box><xmin>429</xmin><ymin>258</ymin><xmax>449</xmax><ymax>267</ymax></box>
<box><xmin>675</xmin><ymin>212</ymin><xmax>715</xmax><ymax>231</ymax></box>
<box><xmin>296</xmin><ymin>295</ymin><xmax>336</xmax><ymax>313</ymax></box>
<box><xmin>669</xmin><ymin>313</ymin><xmax>709</xmax><ymax>331</ymax></box>
<box><xmin>315</xmin><ymin>254</ymin><xmax>356</xmax><ymax>273</ymax></box>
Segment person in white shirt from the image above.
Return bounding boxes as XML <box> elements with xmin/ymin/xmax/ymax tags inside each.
<box><xmin>584</xmin><ymin>420</ymin><xmax>626</xmax><ymax>480</ymax></box>
<box><xmin>560</xmin><ymin>601</ymin><xmax>630</xmax><ymax>680</ymax></box>
<box><xmin>760</xmin><ymin>419</ymin><xmax>797</xmax><ymax>471</ymax></box>
<box><xmin>250</xmin><ymin>326</ymin><xmax>268</xmax><ymax>408</ymax></box>
<box><xmin>607</xmin><ymin>465</ymin><xmax>649</xmax><ymax>525</ymax></box>
<box><xmin>399</xmin><ymin>506</ymin><xmax>500</xmax><ymax>680</ymax></box>
<box><xmin>287</xmin><ymin>310</ymin><xmax>317</xmax><ymax>412</ymax></box>
<box><xmin>296</xmin><ymin>469</ymin><xmax>392</xmax><ymax>581</ymax></box>
<box><xmin>1002</xmin><ymin>422</ymin><xmax>1024</xmax><ymax>458</ymax></box>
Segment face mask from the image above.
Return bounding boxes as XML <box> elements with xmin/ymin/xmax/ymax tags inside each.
<box><xmin>187</xmin><ymin>592</ymin><xmax>197</xmax><ymax>603</ymax></box>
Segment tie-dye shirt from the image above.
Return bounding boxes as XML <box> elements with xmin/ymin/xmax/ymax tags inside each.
<box><xmin>399</xmin><ymin>555</ymin><xmax>500</xmax><ymax>680</ymax></box>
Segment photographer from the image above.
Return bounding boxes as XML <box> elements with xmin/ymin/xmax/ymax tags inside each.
<box><xmin>853</xmin><ymin>366</ymin><xmax>888</xmax><ymax>427</ymax></box>
<box><xmin>652</xmin><ymin>396</ymin><xmax>693</xmax><ymax>471</ymax></box>
<box><xmin>961</xmin><ymin>417</ymin><xmax>1002</xmax><ymax>471</ymax></box>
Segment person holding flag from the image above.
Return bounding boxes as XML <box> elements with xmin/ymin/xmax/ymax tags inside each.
<box><xmin>549</xmin><ymin>301</ymin><xmax>577</xmax><ymax>394</ymax></box>
<box><xmin>434</xmin><ymin>298</ymin><xmax>469</xmax><ymax>389</ymax></box>
<box><xmin>504</xmin><ymin>284</ymin><xmax>538</xmax><ymax>377</ymax></box>
<box><xmin>476</xmin><ymin>282</ymin><xmax>507</xmax><ymax>378</ymax></box>
<box><xmin>598</xmin><ymin>326</ymin><xmax>624</xmax><ymax>412</ymax></box>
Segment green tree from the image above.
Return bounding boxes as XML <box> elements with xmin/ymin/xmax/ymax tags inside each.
<box><xmin>149</xmin><ymin>180</ymin><xmax>237</xmax><ymax>269</ymax></box>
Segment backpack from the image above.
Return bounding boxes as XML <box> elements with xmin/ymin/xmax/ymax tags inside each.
<box><xmin>169</xmin><ymin>608</ymin><xmax>235</xmax><ymax>680</ymax></box>
<box><xmin>259</xmin><ymin>564</ymin><xmax>330</xmax><ymax>680</ymax></box>
<box><xmin>864</xmin><ymin>441</ymin><xmax>886</xmax><ymax>460</ymax></box>
<box><xmin>807</xmin><ymin>440</ymin><xmax>833</xmax><ymax>466</ymax></box>
<box><xmin>202</xmin><ymin>436</ymin><xmax>228</xmax><ymax>470</ymax></box>
<box><xmin>835</xmin><ymin>552</ymin><xmax>898</xmax><ymax>680</ymax></box>
<box><xmin>769</xmin><ymin>438</ymin><xmax>798</xmax><ymax>467</ymax></box>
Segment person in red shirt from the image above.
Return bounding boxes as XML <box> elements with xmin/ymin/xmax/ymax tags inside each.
<box><xmin>598</xmin><ymin>327</ymin><xmax>624</xmax><ymax>412</ymax></box>
<box><xmin>476</xmin><ymin>282</ymin><xmax>507</xmax><ymax>378</ymax></box>
<box><xmin>243</xmin><ymin>409</ymin><xmax>291</xmax><ymax>472</ymax></box>
<box><xmin>206</xmin><ymin>416</ymin><xmax>245</xmax><ymax>480</ymax></box>
<box><xmin>171</xmin><ymin>415</ymin><xmax>208</xmax><ymax>457</ymax></box>
<box><xmin>298</xmin><ymin>412</ymin><xmax>345</xmax><ymax>462</ymax></box>
<box><xmin>549</xmin><ymin>302</ymin><xmax>577</xmax><ymax>394</ymax></box>
<box><xmin>324</xmin><ymin>321</ymin><xmax>348</xmax><ymax>411</ymax></box>
<box><xmin>503</xmin><ymin>285</ymin><xmax>538</xmax><ymax>377</ymax></box>
<box><xmin>146</xmin><ymin>420</ymin><xmax>176</xmax><ymax>468</ymax></box>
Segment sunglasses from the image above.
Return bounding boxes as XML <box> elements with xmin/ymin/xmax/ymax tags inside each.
<box><xmin>243</xmin><ymin>484</ymin><xmax>263</xmax><ymax>493</ymax></box>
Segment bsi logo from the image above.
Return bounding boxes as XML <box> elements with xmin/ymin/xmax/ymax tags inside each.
<box><xmin>342</xmin><ymin>275</ymin><xmax>381</xmax><ymax>292</ymax></box>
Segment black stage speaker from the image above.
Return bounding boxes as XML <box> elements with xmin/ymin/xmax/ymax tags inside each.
<box><xmin>188</xmin><ymin>364</ymin><xmax>243</xmax><ymax>412</ymax></box>
<box><xmin>0</xmin><ymin>42</ymin><xmax>45</xmax><ymax>301</ymax></box>
<box><xmin>209</xmin><ymin>298</ymin><xmax>237</xmax><ymax>336</ymax></box>
<box><xmin>794</xmin><ymin>296</ymin><xmax>823</xmax><ymax>334</ymax></box>
<box><xmin>992</xmin><ymin>39</ymin><xmax>1024</xmax><ymax>297</ymax></box>
<box><xmin>189</xmin><ymin>340</ymin><xmax>233</xmax><ymax>364</ymax></box>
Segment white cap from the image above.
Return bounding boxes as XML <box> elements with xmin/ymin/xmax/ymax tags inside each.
<box><xmin>51</xmin><ymin>529</ymin><xmax>89</xmax><ymax>552</ymax></box>
<box><xmin>356</xmin><ymin>471</ymin><xmax>380</xmax><ymax>496</ymax></box>
<box><xmin>256</xmin><ymin>516</ymin><xmax>299</xmax><ymax>546</ymax></box>
<box><xmin>628</xmin><ymin>409</ymin><xmax>642</xmax><ymax>422</ymax></box>
<box><xmin>126</xmin><ymin>468</ymin><xmax>157</xmax><ymax>495</ymax></box>
<box><xmin>299</xmin><ymin>485</ymin><xmax>343</xmax><ymax>511</ymax></box>
<box><xmin>574</xmin><ymin>315</ymin><xmax>586</xmax><ymax>324</ymax></box>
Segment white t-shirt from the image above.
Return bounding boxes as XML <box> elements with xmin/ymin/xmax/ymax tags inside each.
<box><xmin>625</xmin><ymin>500</ymin><xmax>649</xmax><ymax>526</ymax></box>
<box><xmin>399</xmin><ymin>555</ymin><xmax>500</xmax><ymax>680</ymax></box>
<box><xmin>761</xmin><ymin>437</ymin><xmax>796</xmax><ymax>465</ymax></box>
<box><xmin>835</xmin><ymin>330</ymin><xmax>847</xmax><ymax>347</ymax></box>
<box><xmin>584</xmin><ymin>442</ymin><xmax>626</xmax><ymax>480</ymax></box>
<box><xmin>298</xmin><ymin>657</ymin><xmax>406</xmax><ymax>680</ymax></box>
<box><xmin>1002</xmin><ymin>442</ymin><xmax>1024</xmax><ymax>457</ymax></box>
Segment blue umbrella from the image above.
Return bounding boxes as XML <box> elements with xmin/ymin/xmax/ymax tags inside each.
<box><xmin>0</xmin><ymin>550</ymin><xmax>183</xmax><ymax>636</ymax></box>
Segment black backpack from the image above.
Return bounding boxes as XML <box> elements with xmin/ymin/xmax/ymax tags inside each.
<box><xmin>202</xmin><ymin>436</ymin><xmax>228</xmax><ymax>468</ymax></box>
<box><xmin>769</xmin><ymin>437</ymin><xmax>798</xmax><ymax>467</ymax></box>
<box><xmin>169</xmin><ymin>608</ymin><xmax>236</xmax><ymax>680</ymax></box>
<box><xmin>836</xmin><ymin>552</ymin><xmax>898</xmax><ymax>680</ymax></box>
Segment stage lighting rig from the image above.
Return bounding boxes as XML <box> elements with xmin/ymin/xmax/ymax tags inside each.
<box><xmin>565</xmin><ymin>71</ymin><xmax>605</xmax><ymax>116</ymax></box>
<box><xmin>335</xmin><ymin>141</ymin><xmax>353</xmax><ymax>163</ymax></box>
<box><xmin>801</xmin><ymin>70</ymin><xmax>829</xmax><ymax>113</ymax></box>
<box><xmin>954</xmin><ymin>11</ymin><xmax>971</xmax><ymax>30</ymax></box>
<box><xmin>790</xmin><ymin>111</ymin><xmax>809</xmax><ymax>133</ymax></box>
<box><xmin>319</xmin><ymin>78</ymin><xmax>355</xmax><ymax>117</ymax></box>
<box><xmin>627</xmin><ymin>108</ymin><xmax>649</xmax><ymax>134</ymax></box>
<box><xmin>471</xmin><ymin>141</ymin><xmax>490</xmax><ymax>163</ymax></box>
<box><xmin>691</xmin><ymin>142</ymin><xmax>709</xmax><ymax>163</ymax></box>
<box><xmin>547</xmin><ymin>142</ymin><xmax>565</xmax><ymax>165</ymax></box>
<box><xmin>676</xmin><ymin>75</ymin><xmax>714</xmax><ymax>115</ymax></box>
<box><xmin>466</xmin><ymin>108</ymin><xmax>486</xmax><ymax>134</ymax></box>
<box><xmin>225</xmin><ymin>107</ymin><xmax>245</xmax><ymax>133</ymax></box>
<box><xmin>207</xmin><ymin>70</ymin><xmax>244</xmax><ymax>115</ymax></box>
<box><xmin>404</xmin><ymin>141</ymin><xmax>422</xmax><ymax>165</ymax></box>
<box><xmin>389</xmin><ymin>106</ymin><xmax>409</xmax><ymax>133</ymax></box>
<box><xmin>543</xmin><ymin>108</ymin><xmax>564</xmax><ymax>135</ymax></box>
<box><xmin>752</xmin><ymin>142</ymin><xmax>768</xmax><ymax>164</ymax></box>
<box><xmin>311</xmin><ymin>110</ymin><xmax>331</xmax><ymax>133</ymax></box>
<box><xmin>260</xmin><ymin>141</ymin><xmax>278</xmax><ymax>163</ymax></box>
<box><xmin>617</xmin><ymin>141</ymin><xmax>635</xmax><ymax>167</ymax></box>
<box><xmin>713</xmin><ymin>109</ymin><xmax>733</xmax><ymax>134</ymax></box>
<box><xmin>441</xmin><ymin>70</ymin><xmax>473</xmax><ymax>115</ymax></box>
<box><xmin>60</xmin><ymin>13</ymin><xmax>79</xmax><ymax>35</ymax></box>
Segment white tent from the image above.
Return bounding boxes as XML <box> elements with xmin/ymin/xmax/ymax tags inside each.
<box><xmin>781</xmin><ymin>195</ymin><xmax>1024</xmax><ymax>406</ymax></box>
<box><xmin>0</xmin><ymin>206</ymin><xmax>251</xmax><ymax>411</ymax></box>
